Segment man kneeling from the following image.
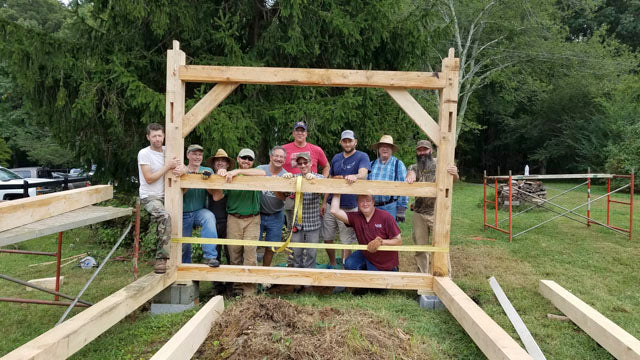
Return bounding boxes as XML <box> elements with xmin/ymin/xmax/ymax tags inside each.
<box><xmin>329</xmin><ymin>193</ymin><xmax>401</xmax><ymax>271</ymax></box>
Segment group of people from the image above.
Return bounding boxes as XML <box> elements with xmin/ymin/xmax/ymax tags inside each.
<box><xmin>137</xmin><ymin>121</ymin><xmax>458</xmax><ymax>296</ymax></box>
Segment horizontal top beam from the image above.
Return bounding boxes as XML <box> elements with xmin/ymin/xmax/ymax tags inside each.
<box><xmin>180</xmin><ymin>174</ymin><xmax>436</xmax><ymax>197</ymax></box>
<box><xmin>179</xmin><ymin>65</ymin><xmax>447</xmax><ymax>90</ymax></box>
<box><xmin>485</xmin><ymin>174</ymin><xmax>614</xmax><ymax>180</ymax></box>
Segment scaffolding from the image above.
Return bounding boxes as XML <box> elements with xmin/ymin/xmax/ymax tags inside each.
<box><xmin>483</xmin><ymin>171</ymin><xmax>634</xmax><ymax>241</ymax></box>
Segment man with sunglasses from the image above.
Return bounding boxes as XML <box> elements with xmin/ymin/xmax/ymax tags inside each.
<box><xmin>282</xmin><ymin>152</ymin><xmax>324</xmax><ymax>269</ymax></box>
<box><xmin>321</xmin><ymin>130</ymin><xmax>371</xmax><ymax>269</ymax></box>
<box><xmin>213</xmin><ymin>148</ymin><xmax>266</xmax><ymax>296</ymax></box>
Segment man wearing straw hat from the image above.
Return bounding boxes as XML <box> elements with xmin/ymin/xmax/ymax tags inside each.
<box><xmin>206</xmin><ymin>148</ymin><xmax>236</xmax><ymax>266</ymax></box>
<box><xmin>368</xmin><ymin>135</ymin><xmax>409</xmax><ymax>223</ymax></box>
<box><xmin>406</xmin><ymin>140</ymin><xmax>458</xmax><ymax>277</ymax></box>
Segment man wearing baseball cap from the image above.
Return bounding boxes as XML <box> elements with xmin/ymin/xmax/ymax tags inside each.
<box><xmin>405</xmin><ymin>140</ymin><xmax>458</xmax><ymax>280</ymax></box>
<box><xmin>176</xmin><ymin>144</ymin><xmax>220</xmax><ymax>266</ymax></box>
<box><xmin>321</xmin><ymin>130</ymin><xmax>371</xmax><ymax>269</ymax></box>
<box><xmin>367</xmin><ymin>135</ymin><xmax>409</xmax><ymax>223</ymax></box>
<box><xmin>282</xmin><ymin>121</ymin><xmax>330</xmax><ymax>233</ymax></box>
<box><xmin>212</xmin><ymin>148</ymin><xmax>266</xmax><ymax>296</ymax></box>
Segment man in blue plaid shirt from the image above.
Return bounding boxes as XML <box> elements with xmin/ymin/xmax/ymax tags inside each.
<box><xmin>367</xmin><ymin>135</ymin><xmax>408</xmax><ymax>222</ymax></box>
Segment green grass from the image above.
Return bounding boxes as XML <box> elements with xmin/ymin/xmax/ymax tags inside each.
<box><xmin>1</xmin><ymin>181</ymin><xmax>638</xmax><ymax>359</ymax></box>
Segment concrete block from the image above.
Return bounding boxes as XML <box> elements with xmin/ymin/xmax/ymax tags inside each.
<box><xmin>152</xmin><ymin>281</ymin><xmax>199</xmax><ymax>309</ymax></box>
<box><xmin>419</xmin><ymin>295</ymin><xmax>445</xmax><ymax>310</ymax></box>
<box><xmin>151</xmin><ymin>302</ymin><xmax>195</xmax><ymax>315</ymax></box>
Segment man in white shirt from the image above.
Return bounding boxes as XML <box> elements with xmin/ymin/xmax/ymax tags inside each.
<box><xmin>138</xmin><ymin>123</ymin><xmax>180</xmax><ymax>274</ymax></box>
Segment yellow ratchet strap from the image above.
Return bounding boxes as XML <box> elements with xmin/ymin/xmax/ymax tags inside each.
<box><xmin>273</xmin><ymin>175</ymin><xmax>303</xmax><ymax>254</ymax></box>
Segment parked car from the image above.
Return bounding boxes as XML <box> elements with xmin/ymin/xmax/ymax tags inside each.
<box><xmin>0</xmin><ymin>167</ymin><xmax>52</xmax><ymax>200</ymax></box>
<box><xmin>11</xmin><ymin>166</ymin><xmax>91</xmax><ymax>192</ymax></box>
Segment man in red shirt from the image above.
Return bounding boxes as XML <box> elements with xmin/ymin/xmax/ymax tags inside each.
<box><xmin>329</xmin><ymin>193</ymin><xmax>402</xmax><ymax>271</ymax></box>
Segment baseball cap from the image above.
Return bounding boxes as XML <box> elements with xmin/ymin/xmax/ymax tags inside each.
<box><xmin>238</xmin><ymin>148</ymin><xmax>255</xmax><ymax>159</ymax></box>
<box><xmin>293</xmin><ymin>121</ymin><xmax>307</xmax><ymax>131</ymax></box>
<box><xmin>416</xmin><ymin>140</ymin><xmax>432</xmax><ymax>150</ymax></box>
<box><xmin>295</xmin><ymin>152</ymin><xmax>311</xmax><ymax>162</ymax></box>
<box><xmin>186</xmin><ymin>144</ymin><xmax>204</xmax><ymax>153</ymax></box>
<box><xmin>340</xmin><ymin>130</ymin><xmax>355</xmax><ymax>140</ymax></box>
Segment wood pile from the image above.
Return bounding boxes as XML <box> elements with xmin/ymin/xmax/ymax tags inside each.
<box><xmin>498</xmin><ymin>180</ymin><xmax>546</xmax><ymax>206</ymax></box>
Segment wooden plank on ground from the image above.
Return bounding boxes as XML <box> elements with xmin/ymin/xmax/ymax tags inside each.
<box><xmin>177</xmin><ymin>264</ymin><xmax>433</xmax><ymax>291</ymax></box>
<box><xmin>486</xmin><ymin>174</ymin><xmax>614</xmax><ymax>180</ymax></box>
<box><xmin>150</xmin><ymin>296</ymin><xmax>224</xmax><ymax>360</ymax></box>
<box><xmin>385</xmin><ymin>88</ymin><xmax>440</xmax><ymax>147</ymax></box>
<box><xmin>489</xmin><ymin>277</ymin><xmax>546</xmax><ymax>360</ymax></box>
<box><xmin>179</xmin><ymin>65</ymin><xmax>447</xmax><ymax>90</ymax></box>
<box><xmin>0</xmin><ymin>186</ymin><xmax>113</xmax><ymax>233</ymax></box>
<box><xmin>0</xmin><ymin>206</ymin><xmax>131</xmax><ymax>247</ymax></box>
<box><xmin>433</xmin><ymin>277</ymin><xmax>533</xmax><ymax>360</ymax></box>
<box><xmin>180</xmin><ymin>174</ymin><xmax>436</xmax><ymax>197</ymax></box>
<box><xmin>182</xmin><ymin>82</ymin><xmax>239</xmax><ymax>137</ymax></box>
<box><xmin>539</xmin><ymin>280</ymin><xmax>640</xmax><ymax>360</ymax></box>
<box><xmin>2</xmin><ymin>271</ymin><xmax>176</xmax><ymax>360</ymax></box>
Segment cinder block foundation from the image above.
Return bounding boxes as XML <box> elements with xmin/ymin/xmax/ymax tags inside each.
<box><xmin>151</xmin><ymin>280</ymin><xmax>199</xmax><ymax>315</ymax></box>
<box><xmin>419</xmin><ymin>295</ymin><xmax>445</xmax><ymax>310</ymax></box>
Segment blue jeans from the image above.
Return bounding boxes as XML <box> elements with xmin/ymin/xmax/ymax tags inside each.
<box><xmin>182</xmin><ymin>208</ymin><xmax>218</xmax><ymax>263</ymax></box>
<box><xmin>344</xmin><ymin>250</ymin><xmax>398</xmax><ymax>271</ymax></box>
<box><xmin>259</xmin><ymin>211</ymin><xmax>285</xmax><ymax>242</ymax></box>
<box><xmin>375</xmin><ymin>201</ymin><xmax>397</xmax><ymax>219</ymax></box>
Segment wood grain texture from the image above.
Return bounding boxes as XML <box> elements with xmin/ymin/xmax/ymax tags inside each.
<box><xmin>434</xmin><ymin>277</ymin><xmax>533</xmax><ymax>360</ymax></box>
<box><xmin>182</xmin><ymin>83</ymin><xmax>238</xmax><ymax>137</ymax></box>
<box><xmin>385</xmin><ymin>88</ymin><xmax>440</xmax><ymax>146</ymax></box>
<box><xmin>180</xmin><ymin>174</ymin><xmax>436</xmax><ymax>197</ymax></box>
<box><xmin>540</xmin><ymin>280</ymin><xmax>640</xmax><ymax>360</ymax></box>
<box><xmin>0</xmin><ymin>186</ymin><xmax>113</xmax><ymax>232</ymax></box>
<box><xmin>179</xmin><ymin>65</ymin><xmax>446</xmax><ymax>89</ymax></box>
<box><xmin>177</xmin><ymin>264</ymin><xmax>434</xmax><ymax>290</ymax></box>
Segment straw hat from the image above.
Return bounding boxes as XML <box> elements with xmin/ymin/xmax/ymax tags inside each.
<box><xmin>205</xmin><ymin>148</ymin><xmax>235</xmax><ymax>169</ymax></box>
<box><xmin>371</xmin><ymin>135</ymin><xmax>398</xmax><ymax>151</ymax></box>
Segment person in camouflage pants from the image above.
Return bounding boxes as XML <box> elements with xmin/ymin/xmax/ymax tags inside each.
<box><xmin>405</xmin><ymin>140</ymin><xmax>458</xmax><ymax>279</ymax></box>
<box><xmin>141</xmin><ymin>196</ymin><xmax>172</xmax><ymax>260</ymax></box>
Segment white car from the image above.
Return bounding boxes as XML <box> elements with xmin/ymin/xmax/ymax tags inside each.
<box><xmin>0</xmin><ymin>167</ymin><xmax>53</xmax><ymax>201</ymax></box>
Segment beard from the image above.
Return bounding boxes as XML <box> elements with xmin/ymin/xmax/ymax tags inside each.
<box><xmin>417</xmin><ymin>153</ymin><xmax>432</xmax><ymax>172</ymax></box>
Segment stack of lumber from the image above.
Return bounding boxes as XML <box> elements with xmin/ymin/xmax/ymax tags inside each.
<box><xmin>498</xmin><ymin>181</ymin><xmax>546</xmax><ymax>206</ymax></box>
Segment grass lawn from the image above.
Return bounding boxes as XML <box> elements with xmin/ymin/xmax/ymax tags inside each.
<box><xmin>1</xmin><ymin>180</ymin><xmax>638</xmax><ymax>359</ymax></box>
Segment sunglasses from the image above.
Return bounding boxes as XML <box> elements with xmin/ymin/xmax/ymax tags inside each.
<box><xmin>296</xmin><ymin>160</ymin><xmax>309</xmax><ymax>166</ymax></box>
<box><xmin>240</xmin><ymin>156</ymin><xmax>254</xmax><ymax>161</ymax></box>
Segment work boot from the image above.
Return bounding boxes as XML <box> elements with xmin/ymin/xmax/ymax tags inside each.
<box><xmin>154</xmin><ymin>258</ymin><xmax>168</xmax><ymax>274</ymax></box>
<box><xmin>205</xmin><ymin>258</ymin><xmax>221</xmax><ymax>268</ymax></box>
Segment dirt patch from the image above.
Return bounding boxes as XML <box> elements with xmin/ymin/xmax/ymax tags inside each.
<box><xmin>195</xmin><ymin>296</ymin><xmax>428</xmax><ymax>360</ymax></box>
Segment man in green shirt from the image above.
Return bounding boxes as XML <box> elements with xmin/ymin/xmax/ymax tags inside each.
<box><xmin>213</xmin><ymin>148</ymin><xmax>266</xmax><ymax>296</ymax></box>
<box><xmin>177</xmin><ymin>144</ymin><xmax>220</xmax><ymax>267</ymax></box>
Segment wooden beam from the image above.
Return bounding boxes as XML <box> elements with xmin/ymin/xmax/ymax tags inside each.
<box><xmin>433</xmin><ymin>277</ymin><xmax>533</xmax><ymax>360</ymax></box>
<box><xmin>539</xmin><ymin>280</ymin><xmax>640</xmax><ymax>360</ymax></box>
<box><xmin>177</xmin><ymin>264</ymin><xmax>433</xmax><ymax>290</ymax></box>
<box><xmin>431</xmin><ymin>49</ymin><xmax>460</xmax><ymax>277</ymax></box>
<box><xmin>179</xmin><ymin>65</ymin><xmax>447</xmax><ymax>90</ymax></box>
<box><xmin>165</xmin><ymin>40</ymin><xmax>186</xmax><ymax>269</ymax></box>
<box><xmin>2</xmin><ymin>271</ymin><xmax>176</xmax><ymax>360</ymax></box>
<box><xmin>0</xmin><ymin>206</ymin><xmax>131</xmax><ymax>247</ymax></box>
<box><xmin>489</xmin><ymin>277</ymin><xmax>546</xmax><ymax>360</ymax></box>
<box><xmin>150</xmin><ymin>296</ymin><xmax>224</xmax><ymax>360</ymax></box>
<box><xmin>181</xmin><ymin>82</ymin><xmax>238</xmax><ymax>137</ymax></box>
<box><xmin>0</xmin><ymin>186</ymin><xmax>113</xmax><ymax>233</ymax></box>
<box><xmin>385</xmin><ymin>88</ymin><xmax>440</xmax><ymax>147</ymax></box>
<box><xmin>180</xmin><ymin>174</ymin><xmax>436</xmax><ymax>197</ymax></box>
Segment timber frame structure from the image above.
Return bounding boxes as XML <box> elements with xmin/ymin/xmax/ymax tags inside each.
<box><xmin>5</xmin><ymin>41</ymin><xmax>546</xmax><ymax>360</ymax></box>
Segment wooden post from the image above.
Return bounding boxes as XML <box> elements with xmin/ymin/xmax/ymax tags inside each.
<box><xmin>430</xmin><ymin>48</ymin><xmax>459</xmax><ymax>277</ymax></box>
<box><xmin>165</xmin><ymin>40</ymin><xmax>186</xmax><ymax>269</ymax></box>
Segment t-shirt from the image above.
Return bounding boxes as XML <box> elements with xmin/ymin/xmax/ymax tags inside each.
<box><xmin>257</xmin><ymin>164</ymin><xmax>287</xmax><ymax>214</ymax></box>
<box><xmin>346</xmin><ymin>209</ymin><xmax>401</xmax><ymax>270</ymax></box>
<box><xmin>137</xmin><ymin>146</ymin><xmax>166</xmax><ymax>199</ymax></box>
<box><xmin>282</xmin><ymin>142</ymin><xmax>329</xmax><ymax>174</ymax></box>
<box><xmin>225</xmin><ymin>174</ymin><xmax>261</xmax><ymax>215</ymax></box>
<box><xmin>183</xmin><ymin>166</ymin><xmax>212</xmax><ymax>212</ymax></box>
<box><xmin>327</xmin><ymin>151</ymin><xmax>371</xmax><ymax>208</ymax></box>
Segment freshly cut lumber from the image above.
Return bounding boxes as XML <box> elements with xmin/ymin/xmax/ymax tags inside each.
<box><xmin>433</xmin><ymin>277</ymin><xmax>533</xmax><ymax>360</ymax></box>
<box><xmin>179</xmin><ymin>65</ymin><xmax>447</xmax><ymax>90</ymax></box>
<box><xmin>539</xmin><ymin>280</ymin><xmax>640</xmax><ymax>360</ymax></box>
<box><xmin>150</xmin><ymin>296</ymin><xmax>224</xmax><ymax>360</ymax></box>
<box><xmin>177</xmin><ymin>264</ymin><xmax>433</xmax><ymax>291</ymax></box>
<box><xmin>385</xmin><ymin>88</ymin><xmax>440</xmax><ymax>147</ymax></box>
<box><xmin>26</xmin><ymin>277</ymin><xmax>64</xmax><ymax>292</ymax></box>
<box><xmin>2</xmin><ymin>271</ymin><xmax>176</xmax><ymax>360</ymax></box>
<box><xmin>180</xmin><ymin>174</ymin><xmax>436</xmax><ymax>197</ymax></box>
<box><xmin>0</xmin><ymin>186</ymin><xmax>113</xmax><ymax>233</ymax></box>
<box><xmin>182</xmin><ymin>83</ymin><xmax>238</xmax><ymax>137</ymax></box>
<box><xmin>489</xmin><ymin>277</ymin><xmax>546</xmax><ymax>360</ymax></box>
